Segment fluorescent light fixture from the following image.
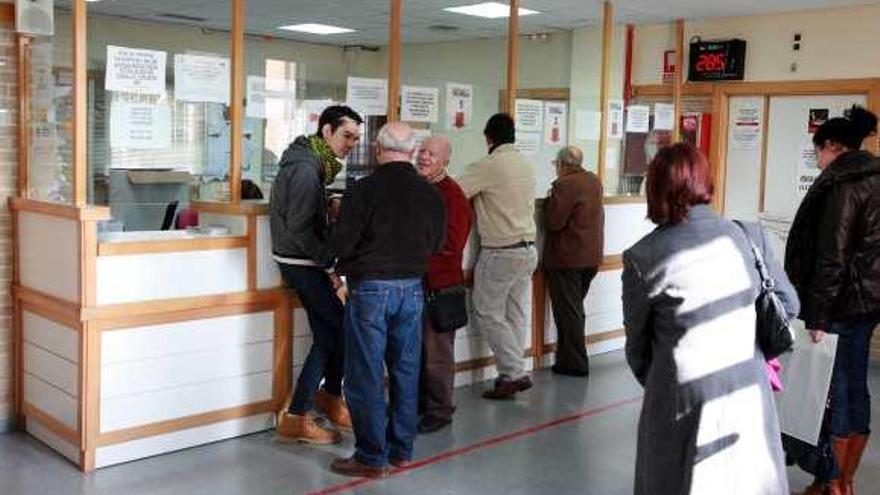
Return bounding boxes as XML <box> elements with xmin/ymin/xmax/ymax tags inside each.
<box><xmin>443</xmin><ymin>2</ymin><xmax>540</xmax><ymax>19</ymax></box>
<box><xmin>278</xmin><ymin>23</ymin><xmax>355</xmax><ymax>35</ymax></box>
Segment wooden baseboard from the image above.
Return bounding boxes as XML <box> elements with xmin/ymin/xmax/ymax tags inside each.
<box><xmin>542</xmin><ymin>329</ymin><xmax>626</xmax><ymax>354</ymax></box>
<box><xmin>23</xmin><ymin>402</ymin><xmax>81</xmax><ymax>447</ymax></box>
<box><xmin>95</xmin><ymin>400</ymin><xmax>277</xmax><ymax>447</ymax></box>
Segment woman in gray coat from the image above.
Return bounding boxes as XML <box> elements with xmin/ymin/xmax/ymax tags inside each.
<box><xmin>623</xmin><ymin>143</ymin><xmax>799</xmax><ymax>495</ymax></box>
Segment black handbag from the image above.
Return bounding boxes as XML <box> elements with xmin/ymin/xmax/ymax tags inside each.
<box><xmin>426</xmin><ymin>285</ymin><xmax>468</xmax><ymax>333</ymax></box>
<box><xmin>734</xmin><ymin>221</ymin><xmax>796</xmax><ymax>359</ymax></box>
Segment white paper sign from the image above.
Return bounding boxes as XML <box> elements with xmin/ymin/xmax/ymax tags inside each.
<box><xmin>608</xmin><ymin>100</ymin><xmax>624</xmax><ymax>139</ymax></box>
<box><xmin>109</xmin><ymin>102</ymin><xmax>171</xmax><ymax>152</ymax></box>
<box><xmin>514</xmin><ymin>131</ymin><xmax>541</xmax><ymax>156</ymax></box>
<box><xmin>246</xmin><ymin>76</ymin><xmax>297</xmax><ymax>120</ymax></box>
<box><xmin>626</xmin><ymin>105</ymin><xmax>651</xmax><ymax>134</ymax></box>
<box><xmin>544</xmin><ymin>102</ymin><xmax>567</xmax><ymax>146</ymax></box>
<box><xmin>653</xmin><ymin>103</ymin><xmax>675</xmax><ymax>131</ymax></box>
<box><xmin>174</xmin><ymin>54</ymin><xmax>230</xmax><ymax>104</ymax></box>
<box><xmin>797</xmin><ymin>141</ymin><xmax>820</xmax><ymax>199</ymax></box>
<box><xmin>347</xmin><ymin>77</ymin><xmax>388</xmax><ymax>116</ymax></box>
<box><xmin>105</xmin><ymin>46</ymin><xmax>167</xmax><ymax>96</ymax></box>
<box><xmin>575</xmin><ymin>110</ymin><xmax>601</xmax><ymax>141</ymax></box>
<box><xmin>401</xmin><ymin>86</ymin><xmax>439</xmax><ymax>123</ymax></box>
<box><xmin>446</xmin><ymin>83</ymin><xmax>473</xmax><ymax>131</ymax></box>
<box><xmin>515</xmin><ymin>99</ymin><xmax>543</xmax><ymax>132</ymax></box>
<box><xmin>733</xmin><ymin>105</ymin><xmax>762</xmax><ymax>151</ymax></box>
<box><xmin>304</xmin><ymin>99</ymin><xmax>336</xmax><ymax>135</ymax></box>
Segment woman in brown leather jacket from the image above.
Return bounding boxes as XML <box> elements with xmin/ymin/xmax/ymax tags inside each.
<box><xmin>786</xmin><ymin>106</ymin><xmax>880</xmax><ymax>495</ymax></box>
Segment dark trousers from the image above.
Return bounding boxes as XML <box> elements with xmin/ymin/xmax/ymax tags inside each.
<box><xmin>344</xmin><ymin>279</ymin><xmax>423</xmax><ymax>466</ymax></box>
<box><xmin>828</xmin><ymin>313</ymin><xmax>879</xmax><ymax>436</ymax></box>
<box><xmin>278</xmin><ymin>264</ymin><xmax>345</xmax><ymax>415</ymax></box>
<box><xmin>546</xmin><ymin>267</ymin><xmax>598</xmax><ymax>373</ymax></box>
<box><xmin>419</xmin><ymin>314</ymin><xmax>456</xmax><ymax>422</ymax></box>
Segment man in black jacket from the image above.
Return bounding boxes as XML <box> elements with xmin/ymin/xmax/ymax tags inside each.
<box><xmin>329</xmin><ymin>123</ymin><xmax>446</xmax><ymax>478</ymax></box>
<box><xmin>270</xmin><ymin>105</ymin><xmax>362</xmax><ymax>444</ymax></box>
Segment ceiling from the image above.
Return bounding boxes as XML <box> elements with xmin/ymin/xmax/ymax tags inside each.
<box><xmin>56</xmin><ymin>0</ymin><xmax>880</xmax><ymax>45</ymax></box>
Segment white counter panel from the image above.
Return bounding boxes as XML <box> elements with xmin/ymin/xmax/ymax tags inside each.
<box><xmin>28</xmin><ymin>420</ymin><xmax>80</xmax><ymax>465</ymax></box>
<box><xmin>101</xmin><ymin>312</ymin><xmax>274</xmax><ymax>364</ymax></box>
<box><xmin>24</xmin><ymin>373</ymin><xmax>78</xmax><ymax>430</ymax></box>
<box><xmin>100</xmin><ymin>372</ymin><xmax>272</xmax><ymax>432</ymax></box>
<box><xmin>96</xmin><ymin>249</ymin><xmax>248</xmax><ymax>305</ymax></box>
<box><xmin>24</xmin><ymin>343</ymin><xmax>78</xmax><ymax>397</ymax></box>
<box><xmin>256</xmin><ymin>216</ymin><xmax>282</xmax><ymax>289</ymax></box>
<box><xmin>101</xmin><ymin>341</ymin><xmax>273</xmax><ymax>399</ymax></box>
<box><xmin>95</xmin><ymin>413</ymin><xmax>273</xmax><ymax>469</ymax></box>
<box><xmin>292</xmin><ymin>336</ymin><xmax>313</xmax><ymax>367</ymax></box>
<box><xmin>604</xmin><ymin>203</ymin><xmax>654</xmax><ymax>256</ymax></box>
<box><xmin>23</xmin><ymin>312</ymin><xmax>79</xmax><ymax>364</ymax></box>
<box><xmin>19</xmin><ymin>212</ymin><xmax>80</xmax><ymax>302</ymax></box>
<box><xmin>292</xmin><ymin>309</ymin><xmax>310</xmax><ymax>338</ymax></box>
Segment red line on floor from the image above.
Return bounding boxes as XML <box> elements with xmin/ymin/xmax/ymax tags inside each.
<box><xmin>304</xmin><ymin>395</ymin><xmax>642</xmax><ymax>495</ymax></box>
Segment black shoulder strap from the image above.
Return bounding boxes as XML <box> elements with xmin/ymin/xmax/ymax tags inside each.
<box><xmin>732</xmin><ymin>220</ymin><xmax>775</xmax><ymax>290</ymax></box>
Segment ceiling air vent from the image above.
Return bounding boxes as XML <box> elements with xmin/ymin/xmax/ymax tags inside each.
<box><xmin>157</xmin><ymin>13</ymin><xmax>208</xmax><ymax>23</ymax></box>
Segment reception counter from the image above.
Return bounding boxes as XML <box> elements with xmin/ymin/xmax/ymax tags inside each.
<box><xmin>11</xmin><ymin>195</ymin><xmax>651</xmax><ymax>471</ymax></box>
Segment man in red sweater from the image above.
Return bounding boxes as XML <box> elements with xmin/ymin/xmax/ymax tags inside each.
<box><xmin>416</xmin><ymin>136</ymin><xmax>472</xmax><ymax>433</ymax></box>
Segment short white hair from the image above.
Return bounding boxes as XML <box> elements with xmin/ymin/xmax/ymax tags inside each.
<box><xmin>377</xmin><ymin>125</ymin><xmax>416</xmax><ymax>154</ymax></box>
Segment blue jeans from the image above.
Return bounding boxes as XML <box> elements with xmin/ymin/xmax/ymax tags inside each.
<box><xmin>828</xmin><ymin>313</ymin><xmax>879</xmax><ymax>436</ymax></box>
<box><xmin>344</xmin><ymin>278</ymin><xmax>423</xmax><ymax>467</ymax></box>
<box><xmin>278</xmin><ymin>264</ymin><xmax>345</xmax><ymax>415</ymax></box>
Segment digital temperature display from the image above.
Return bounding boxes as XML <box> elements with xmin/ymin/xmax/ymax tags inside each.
<box><xmin>688</xmin><ymin>39</ymin><xmax>746</xmax><ymax>81</ymax></box>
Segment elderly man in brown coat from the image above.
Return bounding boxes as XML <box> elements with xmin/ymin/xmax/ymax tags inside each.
<box><xmin>543</xmin><ymin>145</ymin><xmax>604</xmax><ymax>377</ymax></box>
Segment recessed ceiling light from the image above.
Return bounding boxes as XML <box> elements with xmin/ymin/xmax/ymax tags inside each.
<box><xmin>278</xmin><ymin>23</ymin><xmax>355</xmax><ymax>35</ymax></box>
<box><xmin>443</xmin><ymin>2</ymin><xmax>540</xmax><ymax>19</ymax></box>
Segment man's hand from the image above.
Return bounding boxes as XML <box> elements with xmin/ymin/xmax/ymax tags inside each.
<box><xmin>328</xmin><ymin>273</ymin><xmax>343</xmax><ymax>291</ymax></box>
<box><xmin>328</xmin><ymin>197</ymin><xmax>342</xmax><ymax>220</ymax></box>
<box><xmin>809</xmin><ymin>329</ymin><xmax>826</xmax><ymax>343</ymax></box>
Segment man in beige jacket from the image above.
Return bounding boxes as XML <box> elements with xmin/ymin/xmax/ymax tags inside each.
<box><xmin>457</xmin><ymin>113</ymin><xmax>538</xmax><ymax>400</ymax></box>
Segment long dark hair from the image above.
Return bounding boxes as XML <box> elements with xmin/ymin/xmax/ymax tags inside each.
<box><xmin>813</xmin><ymin>105</ymin><xmax>877</xmax><ymax>151</ymax></box>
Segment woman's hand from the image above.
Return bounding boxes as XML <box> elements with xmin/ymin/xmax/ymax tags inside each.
<box><xmin>809</xmin><ymin>329</ymin><xmax>826</xmax><ymax>343</ymax></box>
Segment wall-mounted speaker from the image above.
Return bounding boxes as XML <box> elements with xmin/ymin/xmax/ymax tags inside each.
<box><xmin>16</xmin><ymin>0</ymin><xmax>54</xmax><ymax>37</ymax></box>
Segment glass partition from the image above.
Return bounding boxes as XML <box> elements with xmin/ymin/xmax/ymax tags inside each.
<box><xmin>246</xmin><ymin>1</ymin><xmax>386</xmax><ymax>193</ymax></box>
<box><xmin>26</xmin><ymin>7</ymin><xmax>75</xmax><ymax>203</ymax></box>
<box><xmin>72</xmin><ymin>0</ymin><xmax>233</xmax><ymax>230</ymax></box>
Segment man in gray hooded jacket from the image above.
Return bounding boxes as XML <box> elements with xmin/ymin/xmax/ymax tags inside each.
<box><xmin>270</xmin><ymin>105</ymin><xmax>363</xmax><ymax>444</ymax></box>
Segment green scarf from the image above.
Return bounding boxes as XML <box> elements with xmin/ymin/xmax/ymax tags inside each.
<box><xmin>307</xmin><ymin>135</ymin><xmax>343</xmax><ymax>185</ymax></box>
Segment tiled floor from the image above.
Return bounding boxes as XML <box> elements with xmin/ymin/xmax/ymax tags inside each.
<box><xmin>1</xmin><ymin>352</ymin><xmax>877</xmax><ymax>495</ymax></box>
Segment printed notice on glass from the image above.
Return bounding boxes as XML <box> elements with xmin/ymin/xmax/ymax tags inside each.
<box><xmin>303</xmin><ymin>99</ymin><xmax>336</xmax><ymax>135</ymax></box>
<box><xmin>575</xmin><ymin>110</ymin><xmax>601</xmax><ymax>141</ymax></box>
<box><xmin>733</xmin><ymin>105</ymin><xmax>762</xmax><ymax>150</ymax></box>
<box><xmin>105</xmin><ymin>46</ymin><xmax>167</xmax><ymax>96</ymax></box>
<box><xmin>626</xmin><ymin>105</ymin><xmax>651</xmax><ymax>134</ymax></box>
<box><xmin>797</xmin><ymin>141</ymin><xmax>820</xmax><ymax>199</ymax></box>
<box><xmin>514</xmin><ymin>131</ymin><xmax>541</xmax><ymax>156</ymax></box>
<box><xmin>246</xmin><ymin>76</ymin><xmax>297</xmax><ymax>120</ymax></box>
<box><xmin>446</xmin><ymin>83</ymin><xmax>473</xmax><ymax>131</ymax></box>
<box><xmin>401</xmin><ymin>86</ymin><xmax>439</xmax><ymax>123</ymax></box>
<box><xmin>109</xmin><ymin>102</ymin><xmax>171</xmax><ymax>152</ymax></box>
<box><xmin>608</xmin><ymin>100</ymin><xmax>624</xmax><ymax>139</ymax></box>
<box><xmin>544</xmin><ymin>102</ymin><xmax>567</xmax><ymax>146</ymax></box>
<box><xmin>346</xmin><ymin>77</ymin><xmax>388</xmax><ymax>116</ymax></box>
<box><xmin>515</xmin><ymin>99</ymin><xmax>543</xmax><ymax>132</ymax></box>
<box><xmin>653</xmin><ymin>103</ymin><xmax>675</xmax><ymax>131</ymax></box>
<box><xmin>174</xmin><ymin>54</ymin><xmax>230</xmax><ymax>104</ymax></box>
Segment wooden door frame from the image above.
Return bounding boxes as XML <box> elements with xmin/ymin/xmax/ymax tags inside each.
<box><xmin>710</xmin><ymin>79</ymin><xmax>880</xmax><ymax>212</ymax></box>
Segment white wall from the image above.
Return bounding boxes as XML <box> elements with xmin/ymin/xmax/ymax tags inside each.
<box><xmin>634</xmin><ymin>5</ymin><xmax>880</xmax><ymax>85</ymax></box>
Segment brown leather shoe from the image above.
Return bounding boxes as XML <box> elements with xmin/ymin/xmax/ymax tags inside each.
<box><xmin>330</xmin><ymin>456</ymin><xmax>388</xmax><ymax>478</ymax></box>
<box><xmin>796</xmin><ymin>481</ymin><xmax>828</xmax><ymax>495</ymax></box>
<box><xmin>276</xmin><ymin>411</ymin><xmax>342</xmax><ymax>445</ymax></box>
<box><xmin>389</xmin><ymin>458</ymin><xmax>409</xmax><ymax>468</ymax></box>
<box><xmin>315</xmin><ymin>390</ymin><xmax>353</xmax><ymax>430</ymax></box>
<box><xmin>515</xmin><ymin>375</ymin><xmax>533</xmax><ymax>391</ymax></box>
<box><xmin>482</xmin><ymin>379</ymin><xmax>520</xmax><ymax>400</ymax></box>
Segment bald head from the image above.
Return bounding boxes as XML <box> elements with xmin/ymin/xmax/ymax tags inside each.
<box><xmin>556</xmin><ymin>145</ymin><xmax>584</xmax><ymax>170</ymax></box>
<box><xmin>376</xmin><ymin>122</ymin><xmax>416</xmax><ymax>165</ymax></box>
<box><xmin>417</xmin><ymin>136</ymin><xmax>452</xmax><ymax>182</ymax></box>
